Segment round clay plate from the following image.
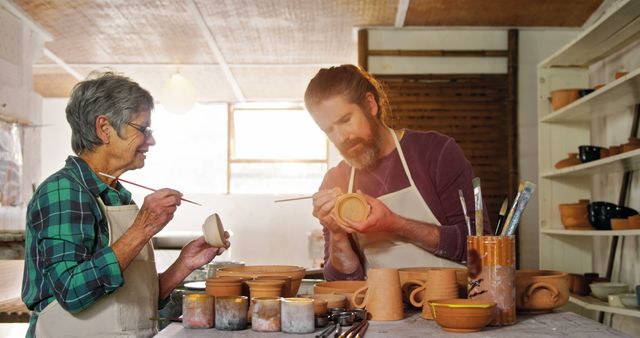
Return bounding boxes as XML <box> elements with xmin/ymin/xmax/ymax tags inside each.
<box><xmin>335</xmin><ymin>193</ymin><xmax>370</xmax><ymax>224</ymax></box>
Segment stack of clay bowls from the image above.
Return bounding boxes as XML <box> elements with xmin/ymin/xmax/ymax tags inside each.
<box><xmin>314</xmin><ymin>280</ymin><xmax>366</xmax><ymax>309</ymax></box>
<box><xmin>216</xmin><ymin>265</ymin><xmax>305</xmax><ymax>297</ymax></box>
<box><xmin>205</xmin><ymin>276</ymin><xmax>245</xmax><ymax>297</ymax></box>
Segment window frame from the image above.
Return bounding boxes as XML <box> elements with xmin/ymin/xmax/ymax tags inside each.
<box><xmin>226</xmin><ymin>103</ymin><xmax>329</xmax><ymax>193</ymax></box>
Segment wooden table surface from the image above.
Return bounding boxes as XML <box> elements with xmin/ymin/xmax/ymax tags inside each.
<box><xmin>158</xmin><ymin>310</ymin><xmax>632</xmax><ymax>337</ymax></box>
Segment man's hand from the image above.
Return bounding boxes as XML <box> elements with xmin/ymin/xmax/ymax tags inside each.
<box><xmin>133</xmin><ymin>188</ymin><xmax>183</xmax><ymax>239</ymax></box>
<box><xmin>312</xmin><ymin>187</ymin><xmax>346</xmax><ymax>234</ymax></box>
<box><xmin>341</xmin><ymin>191</ymin><xmax>400</xmax><ymax>234</ymax></box>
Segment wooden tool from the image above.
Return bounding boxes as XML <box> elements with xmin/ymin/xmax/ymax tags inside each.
<box><xmin>274</xmin><ymin>196</ymin><xmax>313</xmax><ymax>203</ymax></box>
<box><xmin>98</xmin><ymin>172</ymin><xmax>202</xmax><ymax>206</ymax></box>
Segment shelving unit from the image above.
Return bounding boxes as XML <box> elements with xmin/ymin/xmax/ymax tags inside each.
<box><xmin>537</xmin><ymin>0</ymin><xmax>640</xmax><ymax>320</ymax></box>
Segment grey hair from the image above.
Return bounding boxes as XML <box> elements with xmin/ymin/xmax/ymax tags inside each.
<box><xmin>65</xmin><ymin>72</ymin><xmax>154</xmax><ymax>155</ymax></box>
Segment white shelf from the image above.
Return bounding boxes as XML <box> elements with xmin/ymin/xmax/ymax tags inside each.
<box><xmin>569</xmin><ymin>294</ymin><xmax>640</xmax><ymax>318</ymax></box>
<box><xmin>541</xmin><ymin>148</ymin><xmax>640</xmax><ymax>178</ymax></box>
<box><xmin>540</xmin><ymin>0</ymin><xmax>640</xmax><ymax>68</ymax></box>
<box><xmin>540</xmin><ymin>68</ymin><xmax>640</xmax><ymax>123</ymax></box>
<box><xmin>542</xmin><ymin>228</ymin><xmax>640</xmax><ymax>236</ymax></box>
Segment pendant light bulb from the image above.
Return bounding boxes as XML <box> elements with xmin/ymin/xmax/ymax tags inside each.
<box><xmin>161</xmin><ymin>71</ymin><xmax>196</xmax><ymax>114</ymax></box>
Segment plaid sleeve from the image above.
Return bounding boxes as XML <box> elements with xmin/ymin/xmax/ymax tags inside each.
<box><xmin>32</xmin><ymin>177</ymin><xmax>124</xmax><ymax>313</ymax></box>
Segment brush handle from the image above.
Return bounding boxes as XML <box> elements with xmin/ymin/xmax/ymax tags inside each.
<box><xmin>494</xmin><ymin>216</ymin><xmax>505</xmax><ymax>235</ymax></box>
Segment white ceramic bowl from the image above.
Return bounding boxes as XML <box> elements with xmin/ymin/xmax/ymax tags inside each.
<box><xmin>590</xmin><ymin>283</ymin><xmax>628</xmax><ymax>300</ymax></box>
<box><xmin>619</xmin><ymin>293</ymin><xmax>638</xmax><ymax>308</ymax></box>
<box><xmin>202</xmin><ymin>213</ymin><xmax>227</xmax><ymax>247</ymax></box>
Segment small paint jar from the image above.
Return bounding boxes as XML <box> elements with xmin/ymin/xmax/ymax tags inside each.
<box><xmin>182</xmin><ymin>294</ymin><xmax>214</xmax><ymax>329</ymax></box>
<box><xmin>281</xmin><ymin>297</ymin><xmax>315</xmax><ymax>333</ymax></box>
<box><xmin>251</xmin><ymin>297</ymin><xmax>281</xmax><ymax>332</ymax></box>
<box><xmin>315</xmin><ymin>313</ymin><xmax>330</xmax><ymax>327</ymax></box>
<box><xmin>215</xmin><ymin>296</ymin><xmax>248</xmax><ymax>330</ymax></box>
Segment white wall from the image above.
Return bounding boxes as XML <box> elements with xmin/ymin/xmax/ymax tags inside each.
<box><xmin>0</xmin><ymin>4</ymin><xmax>44</xmax><ymax>230</ymax></box>
<box><xmin>367</xmin><ymin>28</ymin><xmax>578</xmax><ymax>269</ymax></box>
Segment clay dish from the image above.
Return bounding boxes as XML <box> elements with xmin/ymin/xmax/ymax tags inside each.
<box><xmin>590</xmin><ymin>282</ymin><xmax>629</xmax><ymax>300</ymax></box>
<box><xmin>628</xmin><ymin>215</ymin><xmax>640</xmax><ymax>229</ymax></box>
<box><xmin>609</xmin><ymin>145</ymin><xmax>622</xmax><ymax>156</ymax></box>
<box><xmin>558</xmin><ymin>203</ymin><xmax>590</xmax><ymax>228</ymax></box>
<box><xmin>335</xmin><ymin>193</ymin><xmax>370</xmax><ymax>225</ymax></box>
<box><xmin>515</xmin><ymin>270</ymin><xmax>569</xmax><ymax>313</ymax></box>
<box><xmin>217</xmin><ymin>265</ymin><xmax>305</xmax><ymax>296</ymax></box>
<box><xmin>611</xmin><ymin>218</ymin><xmax>630</xmax><ymax>230</ymax></box>
<box><xmin>554</xmin><ymin>153</ymin><xmax>581</xmax><ymax>169</ymax></box>
<box><xmin>428</xmin><ymin>298</ymin><xmax>495</xmax><ymax>333</ymax></box>
<box><xmin>299</xmin><ymin>293</ymin><xmax>347</xmax><ymax>309</ymax></box>
<box><xmin>202</xmin><ymin>213</ymin><xmax>227</xmax><ymax>248</ymax></box>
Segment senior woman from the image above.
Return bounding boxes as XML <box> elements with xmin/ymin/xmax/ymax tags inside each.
<box><xmin>21</xmin><ymin>73</ymin><xmax>227</xmax><ymax>337</ymax></box>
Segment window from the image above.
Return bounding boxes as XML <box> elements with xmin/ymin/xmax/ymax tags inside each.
<box><xmin>229</xmin><ymin>104</ymin><xmax>328</xmax><ymax>194</ymax></box>
<box><xmin>123</xmin><ymin>102</ymin><xmax>327</xmax><ymax>195</ymax></box>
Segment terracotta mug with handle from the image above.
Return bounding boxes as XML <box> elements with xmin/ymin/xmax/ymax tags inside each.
<box><xmin>351</xmin><ymin>268</ymin><xmax>404</xmax><ymax>321</ymax></box>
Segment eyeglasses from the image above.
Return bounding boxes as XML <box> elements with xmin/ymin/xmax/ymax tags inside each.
<box><xmin>127</xmin><ymin>122</ymin><xmax>154</xmax><ymax>138</ymax></box>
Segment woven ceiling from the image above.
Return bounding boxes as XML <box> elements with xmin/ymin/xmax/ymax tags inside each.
<box><xmin>13</xmin><ymin>0</ymin><xmax>603</xmax><ymax>102</ymax></box>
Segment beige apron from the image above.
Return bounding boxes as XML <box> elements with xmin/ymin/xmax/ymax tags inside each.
<box><xmin>352</xmin><ymin>128</ymin><xmax>463</xmax><ymax>269</ymax></box>
<box><xmin>35</xmin><ymin>198</ymin><xmax>158</xmax><ymax>338</ymax></box>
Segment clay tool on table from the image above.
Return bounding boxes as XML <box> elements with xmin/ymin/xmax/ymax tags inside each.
<box><xmin>355</xmin><ymin>320</ymin><xmax>369</xmax><ymax>338</ymax></box>
<box><xmin>316</xmin><ymin>323</ymin><xmax>337</xmax><ymax>338</ymax></box>
<box><xmin>340</xmin><ymin>319</ymin><xmax>367</xmax><ymax>338</ymax></box>
<box><xmin>458</xmin><ymin>189</ymin><xmax>472</xmax><ymax>237</ymax></box>
<box><xmin>273</xmin><ymin>195</ymin><xmax>313</xmax><ymax>203</ymax></box>
<box><xmin>494</xmin><ymin>196</ymin><xmax>509</xmax><ymax>235</ymax></box>
<box><xmin>503</xmin><ymin>181</ymin><xmax>536</xmax><ymax>236</ymax></box>
<box><xmin>472</xmin><ymin>177</ymin><xmax>483</xmax><ymax>236</ymax></box>
<box><xmin>98</xmin><ymin>172</ymin><xmax>202</xmax><ymax>206</ymax></box>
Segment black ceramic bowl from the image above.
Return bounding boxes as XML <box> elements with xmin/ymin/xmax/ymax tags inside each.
<box><xmin>614</xmin><ymin>205</ymin><xmax>639</xmax><ymax>219</ymax></box>
<box><xmin>588</xmin><ymin>201</ymin><xmax>617</xmax><ymax>230</ymax></box>
<box><xmin>579</xmin><ymin>145</ymin><xmax>605</xmax><ymax>163</ymax></box>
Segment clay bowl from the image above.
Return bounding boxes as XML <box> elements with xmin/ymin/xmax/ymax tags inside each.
<box><xmin>515</xmin><ymin>270</ymin><xmax>569</xmax><ymax>313</ymax></box>
<box><xmin>568</xmin><ymin>273</ymin><xmax>589</xmax><ymax>296</ymax></box>
<box><xmin>578</xmin><ymin>145</ymin><xmax>605</xmax><ymax>163</ymax></box>
<box><xmin>428</xmin><ymin>298</ymin><xmax>495</xmax><ymax>333</ymax></box>
<box><xmin>216</xmin><ymin>265</ymin><xmax>305</xmax><ymax>297</ymax></box>
<box><xmin>550</xmin><ymin>89</ymin><xmax>580</xmax><ymax>111</ymax></box>
<box><xmin>628</xmin><ymin>215</ymin><xmax>640</xmax><ymax>229</ymax></box>
<box><xmin>614</xmin><ymin>205</ymin><xmax>639</xmax><ymax>219</ymax></box>
<box><xmin>314</xmin><ymin>280</ymin><xmax>366</xmax><ymax>310</ymax></box>
<box><xmin>335</xmin><ymin>193</ymin><xmax>370</xmax><ymax>226</ymax></box>
<box><xmin>299</xmin><ymin>293</ymin><xmax>347</xmax><ymax>309</ymax></box>
<box><xmin>559</xmin><ymin>202</ymin><xmax>590</xmax><ymax>228</ymax></box>
<box><xmin>590</xmin><ymin>282</ymin><xmax>629</xmax><ymax>300</ymax></box>
<box><xmin>609</xmin><ymin>145</ymin><xmax>622</xmax><ymax>156</ymax></box>
<box><xmin>554</xmin><ymin>153</ymin><xmax>580</xmax><ymax>169</ymax></box>
<box><xmin>600</xmin><ymin>148</ymin><xmax>610</xmax><ymax>158</ymax></box>
<box><xmin>205</xmin><ymin>276</ymin><xmax>245</xmax><ymax>297</ymax></box>
<box><xmin>611</xmin><ymin>218</ymin><xmax>630</xmax><ymax>230</ymax></box>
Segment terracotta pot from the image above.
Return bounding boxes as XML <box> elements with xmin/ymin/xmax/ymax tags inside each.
<box><xmin>559</xmin><ymin>202</ymin><xmax>590</xmax><ymax>228</ymax></box>
<box><xmin>205</xmin><ymin>277</ymin><xmax>244</xmax><ymax>297</ymax></box>
<box><xmin>311</xmin><ymin>298</ymin><xmax>328</xmax><ymax>315</ymax></box>
<box><xmin>568</xmin><ymin>273</ymin><xmax>589</xmax><ymax>296</ymax></box>
<box><xmin>253</xmin><ymin>275</ymin><xmax>292</xmax><ymax>297</ymax></box>
<box><xmin>609</xmin><ymin>145</ymin><xmax>622</xmax><ymax>156</ymax></box>
<box><xmin>600</xmin><ymin>148</ymin><xmax>610</xmax><ymax>158</ymax></box>
<box><xmin>352</xmin><ymin>268</ymin><xmax>404</xmax><ymax>321</ymax></box>
<box><xmin>216</xmin><ymin>265</ymin><xmax>305</xmax><ymax>297</ymax></box>
<box><xmin>428</xmin><ymin>298</ymin><xmax>496</xmax><ymax>333</ymax></box>
<box><xmin>628</xmin><ymin>215</ymin><xmax>640</xmax><ymax>229</ymax></box>
<box><xmin>622</xmin><ymin>143</ymin><xmax>640</xmax><ymax>152</ymax></box>
<box><xmin>611</xmin><ymin>218</ymin><xmax>630</xmax><ymax>230</ymax></box>
<box><xmin>515</xmin><ymin>270</ymin><xmax>569</xmax><ymax>313</ymax></box>
<box><xmin>550</xmin><ymin>89</ymin><xmax>580</xmax><ymax>111</ymax></box>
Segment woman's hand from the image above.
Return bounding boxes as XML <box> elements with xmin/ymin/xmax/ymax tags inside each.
<box><xmin>178</xmin><ymin>234</ymin><xmax>229</xmax><ymax>271</ymax></box>
<box><xmin>134</xmin><ymin>188</ymin><xmax>183</xmax><ymax>239</ymax></box>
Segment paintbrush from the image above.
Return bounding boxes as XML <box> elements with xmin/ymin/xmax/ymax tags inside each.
<box><xmin>355</xmin><ymin>320</ymin><xmax>369</xmax><ymax>338</ymax></box>
<box><xmin>472</xmin><ymin>177</ymin><xmax>483</xmax><ymax>236</ymax></box>
<box><xmin>494</xmin><ymin>197</ymin><xmax>509</xmax><ymax>235</ymax></box>
<box><xmin>273</xmin><ymin>195</ymin><xmax>313</xmax><ymax>203</ymax></box>
<box><xmin>458</xmin><ymin>189</ymin><xmax>472</xmax><ymax>237</ymax></box>
<box><xmin>500</xmin><ymin>181</ymin><xmax>524</xmax><ymax>235</ymax></box>
<box><xmin>504</xmin><ymin>181</ymin><xmax>536</xmax><ymax>236</ymax></box>
<box><xmin>98</xmin><ymin>172</ymin><xmax>202</xmax><ymax>206</ymax></box>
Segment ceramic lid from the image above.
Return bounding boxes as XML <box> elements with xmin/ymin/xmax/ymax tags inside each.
<box><xmin>335</xmin><ymin>193</ymin><xmax>370</xmax><ymax>224</ymax></box>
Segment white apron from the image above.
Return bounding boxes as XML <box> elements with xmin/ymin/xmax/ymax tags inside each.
<box><xmin>352</xmin><ymin>128</ymin><xmax>463</xmax><ymax>269</ymax></box>
<box><xmin>35</xmin><ymin>198</ymin><xmax>159</xmax><ymax>338</ymax></box>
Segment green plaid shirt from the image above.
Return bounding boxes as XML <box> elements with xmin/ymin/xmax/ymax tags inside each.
<box><xmin>22</xmin><ymin>156</ymin><xmax>132</xmax><ymax>336</ymax></box>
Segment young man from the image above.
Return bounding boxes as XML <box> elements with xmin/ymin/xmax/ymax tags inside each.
<box><xmin>304</xmin><ymin>65</ymin><xmax>490</xmax><ymax>280</ymax></box>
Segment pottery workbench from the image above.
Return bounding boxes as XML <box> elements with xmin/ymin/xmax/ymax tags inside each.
<box><xmin>158</xmin><ymin>311</ymin><xmax>632</xmax><ymax>337</ymax></box>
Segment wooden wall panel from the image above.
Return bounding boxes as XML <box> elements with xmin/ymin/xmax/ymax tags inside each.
<box><xmin>378</xmin><ymin>74</ymin><xmax>510</xmax><ymax>228</ymax></box>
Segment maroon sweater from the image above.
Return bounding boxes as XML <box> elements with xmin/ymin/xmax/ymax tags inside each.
<box><xmin>320</xmin><ymin>130</ymin><xmax>491</xmax><ymax>280</ymax></box>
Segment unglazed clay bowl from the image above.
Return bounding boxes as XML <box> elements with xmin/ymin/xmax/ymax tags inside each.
<box><xmin>428</xmin><ymin>298</ymin><xmax>495</xmax><ymax>333</ymax></box>
<box><xmin>611</xmin><ymin>218</ymin><xmax>630</xmax><ymax>230</ymax></box>
<box><xmin>202</xmin><ymin>213</ymin><xmax>227</xmax><ymax>248</ymax></box>
<box><xmin>554</xmin><ymin>153</ymin><xmax>581</xmax><ymax>169</ymax></box>
<box><xmin>559</xmin><ymin>202</ymin><xmax>590</xmax><ymax>228</ymax></box>
<box><xmin>299</xmin><ymin>294</ymin><xmax>347</xmax><ymax>309</ymax></box>
<box><xmin>590</xmin><ymin>282</ymin><xmax>628</xmax><ymax>301</ymax></box>
<box><xmin>334</xmin><ymin>193</ymin><xmax>370</xmax><ymax>226</ymax></box>
<box><xmin>217</xmin><ymin>265</ymin><xmax>305</xmax><ymax>297</ymax></box>
<box><xmin>550</xmin><ymin>89</ymin><xmax>580</xmax><ymax>111</ymax></box>
<box><xmin>515</xmin><ymin>270</ymin><xmax>569</xmax><ymax>313</ymax></box>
